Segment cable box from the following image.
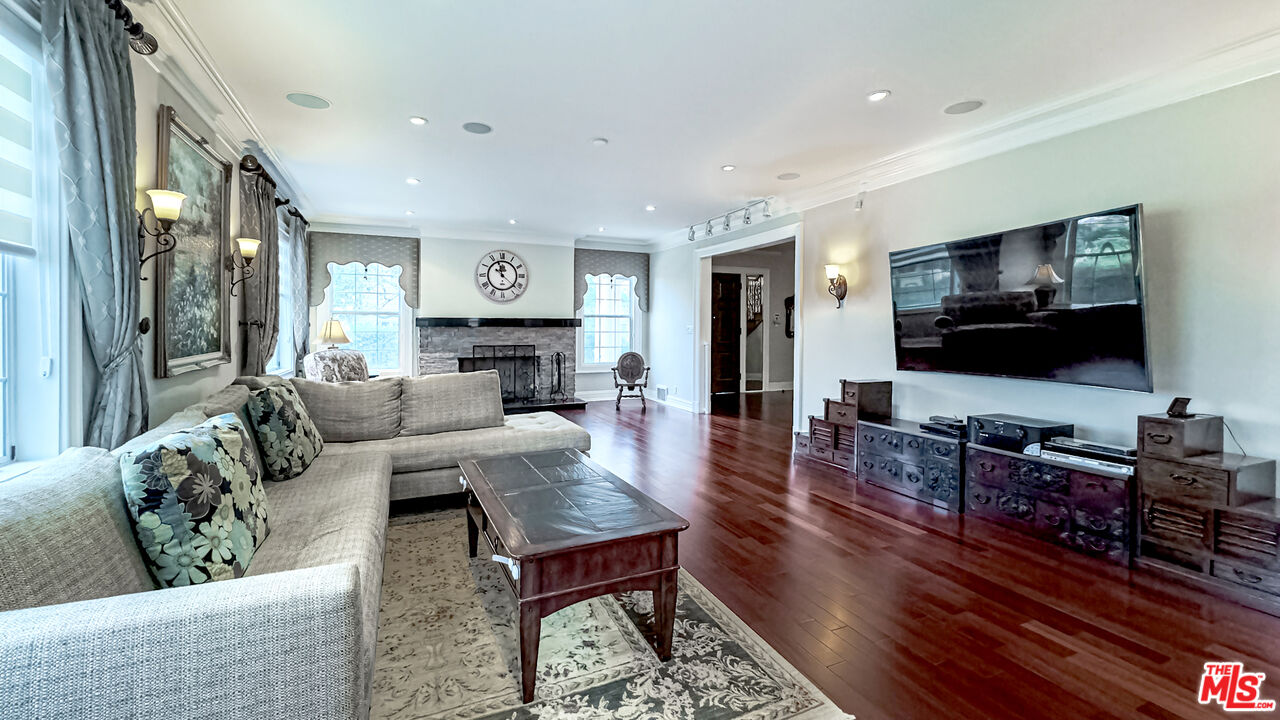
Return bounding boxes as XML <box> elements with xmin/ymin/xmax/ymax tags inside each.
<box><xmin>921</xmin><ymin>422</ymin><xmax>965</xmax><ymax>438</ymax></box>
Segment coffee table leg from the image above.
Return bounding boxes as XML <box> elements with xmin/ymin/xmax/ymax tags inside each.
<box><xmin>466</xmin><ymin>506</ymin><xmax>479</xmax><ymax>558</ymax></box>
<box><xmin>519</xmin><ymin>601</ymin><xmax>541</xmax><ymax>703</ymax></box>
<box><xmin>654</xmin><ymin>569</ymin><xmax>678</xmax><ymax>661</ymax></box>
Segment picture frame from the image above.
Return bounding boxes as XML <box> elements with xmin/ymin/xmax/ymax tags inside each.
<box><xmin>153</xmin><ymin>105</ymin><xmax>232</xmax><ymax>378</ymax></box>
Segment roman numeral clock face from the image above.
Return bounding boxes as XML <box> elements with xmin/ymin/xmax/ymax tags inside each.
<box><xmin>475</xmin><ymin>250</ymin><xmax>529</xmax><ymax>303</ymax></box>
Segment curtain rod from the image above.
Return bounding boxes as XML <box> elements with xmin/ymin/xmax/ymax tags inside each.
<box><xmin>242</xmin><ymin>154</ymin><xmax>309</xmax><ymax>227</ymax></box>
<box><xmin>104</xmin><ymin>0</ymin><xmax>158</xmax><ymax>55</ymax></box>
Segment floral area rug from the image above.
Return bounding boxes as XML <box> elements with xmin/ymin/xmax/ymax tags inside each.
<box><xmin>373</xmin><ymin>510</ymin><xmax>851</xmax><ymax>720</ymax></box>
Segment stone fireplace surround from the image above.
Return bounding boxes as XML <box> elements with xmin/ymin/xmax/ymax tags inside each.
<box><xmin>415</xmin><ymin>318</ymin><xmax>585</xmax><ymax>412</ymax></box>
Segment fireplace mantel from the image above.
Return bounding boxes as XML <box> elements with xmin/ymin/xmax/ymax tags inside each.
<box><xmin>415</xmin><ymin>317</ymin><xmax>581</xmax><ymax>328</ymax></box>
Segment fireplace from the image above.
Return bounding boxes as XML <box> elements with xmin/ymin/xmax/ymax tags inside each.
<box><xmin>457</xmin><ymin>345</ymin><xmax>538</xmax><ymax>403</ymax></box>
<box><xmin>418</xmin><ymin>317</ymin><xmax>585</xmax><ymax>413</ymax></box>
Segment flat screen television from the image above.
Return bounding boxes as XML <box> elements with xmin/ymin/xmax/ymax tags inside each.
<box><xmin>888</xmin><ymin>204</ymin><xmax>1151</xmax><ymax>392</ymax></box>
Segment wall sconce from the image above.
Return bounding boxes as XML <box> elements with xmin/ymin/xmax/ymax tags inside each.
<box><xmin>228</xmin><ymin>237</ymin><xmax>260</xmax><ymax>297</ymax></box>
<box><xmin>138</xmin><ymin>189</ymin><xmax>185</xmax><ymax>281</ymax></box>
<box><xmin>825</xmin><ymin>264</ymin><xmax>847</xmax><ymax>308</ymax></box>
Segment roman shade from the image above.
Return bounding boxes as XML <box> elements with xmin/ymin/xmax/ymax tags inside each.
<box><xmin>309</xmin><ymin>231</ymin><xmax>419</xmax><ymax>308</ymax></box>
<box><xmin>574</xmin><ymin>249</ymin><xmax>650</xmax><ymax>312</ymax></box>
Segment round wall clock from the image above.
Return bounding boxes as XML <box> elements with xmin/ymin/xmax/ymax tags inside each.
<box><xmin>475</xmin><ymin>249</ymin><xmax>529</xmax><ymax>303</ymax></box>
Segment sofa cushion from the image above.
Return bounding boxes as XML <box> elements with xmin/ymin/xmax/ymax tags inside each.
<box><xmin>400</xmin><ymin>370</ymin><xmax>504</xmax><ymax>436</ymax></box>
<box><xmin>118</xmin><ymin>414</ymin><xmax>271</xmax><ymax>588</ymax></box>
<box><xmin>290</xmin><ymin>377</ymin><xmax>403</xmax><ymax>442</ymax></box>
<box><xmin>233</xmin><ymin>375</ymin><xmax>288</xmax><ymax>390</ymax></box>
<box><xmin>325</xmin><ymin>411</ymin><xmax>591</xmax><ymax>475</ymax></box>
<box><xmin>249</xmin><ymin>450</ymin><xmax>391</xmax><ymax>710</ymax></box>
<box><xmin>111</xmin><ymin>408</ymin><xmax>208</xmax><ymax>458</ymax></box>
<box><xmin>0</xmin><ymin>447</ymin><xmax>154</xmax><ymax>612</ymax></box>
<box><xmin>246</xmin><ymin>383</ymin><xmax>325</xmax><ymax>481</ymax></box>
<box><xmin>190</xmin><ymin>383</ymin><xmax>253</xmax><ymax>417</ymax></box>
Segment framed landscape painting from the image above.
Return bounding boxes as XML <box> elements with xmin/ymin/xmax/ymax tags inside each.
<box><xmin>154</xmin><ymin>105</ymin><xmax>232</xmax><ymax>377</ymax></box>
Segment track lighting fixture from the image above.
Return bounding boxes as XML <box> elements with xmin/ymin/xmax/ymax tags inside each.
<box><xmin>723</xmin><ymin>214</ymin><xmax>731</xmax><ymax>232</ymax></box>
<box><xmin>854</xmin><ymin>191</ymin><xmax>865</xmax><ymax>212</ymax></box>
<box><xmin>744</xmin><ymin>207</ymin><xmax>752</xmax><ymax>225</ymax></box>
<box><xmin>688</xmin><ymin>226</ymin><xmax>695</xmax><ymax>242</ymax></box>
<box><xmin>686</xmin><ymin>197</ymin><xmax>777</xmax><ymax>241</ymax></box>
<box><xmin>705</xmin><ymin>220</ymin><xmax>714</xmax><ymax>237</ymax></box>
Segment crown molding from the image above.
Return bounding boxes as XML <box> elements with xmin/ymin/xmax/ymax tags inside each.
<box><xmin>308</xmin><ymin>221</ymin><xmax>421</xmax><ymax>239</ymax></box>
<box><xmin>784</xmin><ymin>26</ymin><xmax>1280</xmax><ymax>214</ymax></box>
<box><xmin>573</xmin><ymin>236</ymin><xmax>652</xmax><ymax>252</ymax></box>
<box><xmin>131</xmin><ymin>0</ymin><xmax>309</xmax><ymax>210</ymax></box>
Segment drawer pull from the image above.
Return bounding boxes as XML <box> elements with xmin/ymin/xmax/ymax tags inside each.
<box><xmin>863</xmin><ymin>434</ymin><xmax>874</xmax><ymax>442</ymax></box>
<box><xmin>933</xmin><ymin>446</ymin><xmax>950</xmax><ymax>456</ymax></box>
<box><xmin>491</xmin><ymin>554</ymin><xmax>521</xmax><ymax>580</ymax></box>
<box><xmin>907</xmin><ymin>439</ymin><xmax>921</xmax><ymax>449</ymax></box>
<box><xmin>1084</xmin><ymin>480</ymin><xmax>1106</xmax><ymax>491</ymax></box>
<box><xmin>1147</xmin><ymin>432</ymin><xmax>1173</xmax><ymax>445</ymax></box>
<box><xmin>1084</xmin><ymin>536</ymin><xmax>1109</xmax><ymax>553</ymax></box>
<box><xmin>1086</xmin><ymin>516</ymin><xmax>1108</xmax><ymax>532</ymax></box>
<box><xmin>835</xmin><ymin>409</ymin><xmax>847</xmax><ymax>417</ymax></box>
<box><xmin>1232</xmin><ymin>568</ymin><xmax>1263</xmax><ymax>585</ymax></box>
<box><xmin>1043</xmin><ymin>514</ymin><xmax>1064</xmax><ymax>527</ymax></box>
<box><xmin>979</xmin><ymin>461</ymin><xmax>996</xmax><ymax>473</ymax></box>
<box><xmin>1170</xmin><ymin>473</ymin><xmax>1198</xmax><ymax>486</ymax></box>
<box><xmin>973</xmin><ymin>492</ymin><xmax>991</xmax><ymax>505</ymax></box>
<box><xmin>861</xmin><ymin>461</ymin><xmax>874</xmax><ymax>470</ymax></box>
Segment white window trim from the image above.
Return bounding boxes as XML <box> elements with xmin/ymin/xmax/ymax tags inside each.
<box><xmin>315</xmin><ymin>262</ymin><xmax>416</xmax><ymax>377</ymax></box>
<box><xmin>0</xmin><ymin>256</ymin><xmax>12</xmax><ymax>466</ymax></box>
<box><xmin>576</xmin><ymin>273</ymin><xmax>645</xmax><ymax>373</ymax></box>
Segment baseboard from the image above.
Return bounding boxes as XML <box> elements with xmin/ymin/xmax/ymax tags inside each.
<box><xmin>766</xmin><ymin>381</ymin><xmax>794</xmax><ymax>391</ymax></box>
<box><xmin>656</xmin><ymin>395</ymin><xmax>695</xmax><ymax>412</ymax></box>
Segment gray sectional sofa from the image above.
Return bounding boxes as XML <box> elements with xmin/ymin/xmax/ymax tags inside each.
<box><xmin>0</xmin><ymin>370</ymin><xmax>590</xmax><ymax>720</ymax></box>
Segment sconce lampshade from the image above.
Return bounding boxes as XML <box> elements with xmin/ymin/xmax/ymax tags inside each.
<box><xmin>318</xmin><ymin>318</ymin><xmax>351</xmax><ymax>347</ymax></box>
<box><xmin>146</xmin><ymin>190</ymin><xmax>186</xmax><ymax>222</ymax></box>
<box><xmin>1028</xmin><ymin>263</ymin><xmax>1065</xmax><ymax>286</ymax></box>
<box><xmin>825</xmin><ymin>264</ymin><xmax>841</xmax><ymax>281</ymax></box>
<box><xmin>236</xmin><ymin>237</ymin><xmax>260</xmax><ymax>261</ymax></box>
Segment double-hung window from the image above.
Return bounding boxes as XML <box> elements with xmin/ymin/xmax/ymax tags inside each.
<box><xmin>0</xmin><ymin>11</ymin><xmax>40</xmax><ymax>466</ymax></box>
<box><xmin>579</xmin><ymin>273</ymin><xmax>640</xmax><ymax>368</ymax></box>
<box><xmin>266</xmin><ymin>215</ymin><xmax>295</xmax><ymax>375</ymax></box>
<box><xmin>320</xmin><ymin>262</ymin><xmax>413</xmax><ymax>375</ymax></box>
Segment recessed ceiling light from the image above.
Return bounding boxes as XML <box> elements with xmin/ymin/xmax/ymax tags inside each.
<box><xmin>409</xmin><ymin>116</ymin><xmax>427</xmax><ymax>126</ymax></box>
<box><xmin>644</xmin><ymin>204</ymin><xmax>656</xmax><ymax>212</ymax></box>
<box><xmin>405</xmin><ymin>210</ymin><xmax>415</xmax><ymax>216</ymax></box>
<box><xmin>285</xmin><ymin>92</ymin><xmax>331</xmax><ymax>109</ymax></box>
<box><xmin>597</xmin><ymin>226</ymin><xmax>606</xmax><ymax>233</ymax></box>
<box><xmin>721</xmin><ymin>164</ymin><xmax>736</xmax><ymax>172</ymax></box>
<box><xmin>508</xmin><ymin>218</ymin><xmax>517</xmax><ymax>225</ymax></box>
<box><xmin>463</xmin><ymin>122</ymin><xmax>493</xmax><ymax>134</ymax></box>
<box><xmin>777</xmin><ymin>172</ymin><xmax>800</xmax><ymax>181</ymax></box>
<box><xmin>591</xmin><ymin>137</ymin><xmax>609</xmax><ymax>146</ymax></box>
<box><xmin>867</xmin><ymin>89</ymin><xmax>891</xmax><ymax>102</ymax></box>
<box><xmin>405</xmin><ymin>177</ymin><xmax>420</xmax><ymax>185</ymax></box>
<box><xmin>944</xmin><ymin>99</ymin><xmax>985</xmax><ymax>115</ymax></box>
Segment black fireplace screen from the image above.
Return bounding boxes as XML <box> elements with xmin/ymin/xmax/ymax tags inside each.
<box><xmin>458</xmin><ymin>345</ymin><xmax>537</xmax><ymax>402</ymax></box>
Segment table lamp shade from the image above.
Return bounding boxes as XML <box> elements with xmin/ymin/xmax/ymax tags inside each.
<box><xmin>1028</xmin><ymin>263</ymin><xmax>1065</xmax><ymax>286</ymax></box>
<box><xmin>318</xmin><ymin>319</ymin><xmax>351</xmax><ymax>346</ymax></box>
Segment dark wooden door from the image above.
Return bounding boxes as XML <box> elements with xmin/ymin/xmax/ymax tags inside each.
<box><xmin>711</xmin><ymin>273</ymin><xmax>742</xmax><ymax>394</ymax></box>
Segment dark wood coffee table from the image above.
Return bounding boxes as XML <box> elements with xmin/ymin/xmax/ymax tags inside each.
<box><xmin>460</xmin><ymin>449</ymin><xmax>689</xmax><ymax>703</ymax></box>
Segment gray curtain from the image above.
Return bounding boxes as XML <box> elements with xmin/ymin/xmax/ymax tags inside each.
<box><xmin>240</xmin><ymin>170</ymin><xmax>279</xmax><ymax>376</ymax></box>
<box><xmin>289</xmin><ymin>213</ymin><xmax>309</xmax><ymax>373</ymax></box>
<box><xmin>308</xmin><ymin>232</ymin><xmax>419</xmax><ymax>307</ymax></box>
<box><xmin>42</xmin><ymin>0</ymin><xmax>147</xmax><ymax>448</ymax></box>
<box><xmin>574</xmin><ymin>249</ymin><xmax>650</xmax><ymax>311</ymax></box>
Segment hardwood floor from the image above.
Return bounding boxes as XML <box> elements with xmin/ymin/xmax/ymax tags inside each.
<box><xmin>557</xmin><ymin>392</ymin><xmax>1280</xmax><ymax>719</ymax></box>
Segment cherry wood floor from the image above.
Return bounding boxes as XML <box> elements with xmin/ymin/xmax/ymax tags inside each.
<box><xmin>556</xmin><ymin>393</ymin><xmax>1280</xmax><ymax>720</ymax></box>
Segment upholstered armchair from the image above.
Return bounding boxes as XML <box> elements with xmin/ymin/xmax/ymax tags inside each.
<box><xmin>611</xmin><ymin>351</ymin><xmax>649</xmax><ymax>410</ymax></box>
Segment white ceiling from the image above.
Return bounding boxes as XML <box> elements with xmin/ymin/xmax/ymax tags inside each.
<box><xmin>169</xmin><ymin>0</ymin><xmax>1280</xmax><ymax>241</ymax></box>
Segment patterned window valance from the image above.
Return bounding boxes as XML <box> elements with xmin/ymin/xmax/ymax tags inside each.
<box><xmin>574</xmin><ymin>249</ymin><xmax>650</xmax><ymax>312</ymax></box>
<box><xmin>309</xmin><ymin>232</ymin><xmax>420</xmax><ymax>308</ymax></box>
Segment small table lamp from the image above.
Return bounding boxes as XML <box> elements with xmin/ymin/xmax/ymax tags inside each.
<box><xmin>1028</xmin><ymin>263</ymin><xmax>1065</xmax><ymax>308</ymax></box>
<box><xmin>318</xmin><ymin>318</ymin><xmax>351</xmax><ymax>349</ymax></box>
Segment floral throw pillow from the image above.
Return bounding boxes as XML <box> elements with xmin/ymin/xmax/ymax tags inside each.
<box><xmin>119</xmin><ymin>413</ymin><xmax>271</xmax><ymax>588</ymax></box>
<box><xmin>246</xmin><ymin>383</ymin><xmax>324</xmax><ymax>481</ymax></box>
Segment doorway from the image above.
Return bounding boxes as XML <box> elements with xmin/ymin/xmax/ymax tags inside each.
<box><xmin>703</xmin><ymin>237</ymin><xmax>797</xmax><ymax>422</ymax></box>
<box><xmin>710</xmin><ymin>272</ymin><xmax>742</xmax><ymax>395</ymax></box>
